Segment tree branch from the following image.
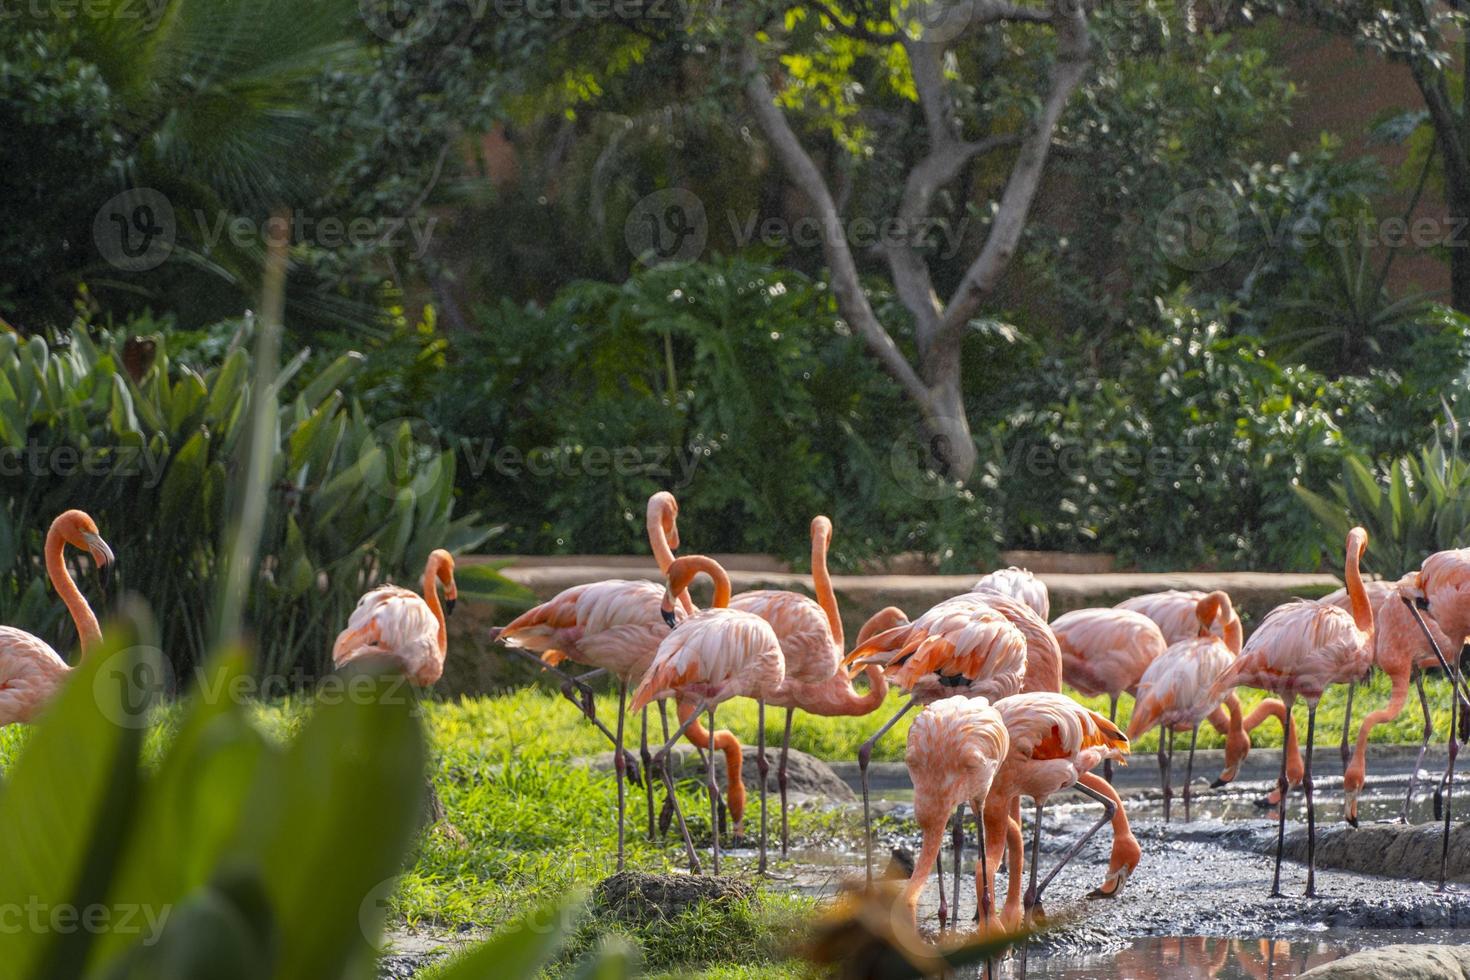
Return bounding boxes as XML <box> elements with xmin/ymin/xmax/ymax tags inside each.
<box><xmin>741</xmin><ymin>44</ymin><xmax>933</xmax><ymax>408</ymax></box>
<box><xmin>935</xmin><ymin>0</ymin><xmax>1090</xmax><ymax>340</ymax></box>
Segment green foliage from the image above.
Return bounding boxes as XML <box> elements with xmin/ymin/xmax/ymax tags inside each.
<box><xmin>0</xmin><ymin>323</ymin><xmax>498</xmax><ymax>676</ymax></box>
<box><xmin>1296</xmin><ymin>423</ymin><xmax>1470</xmax><ymax>574</ymax></box>
<box><xmin>377</xmin><ymin>255</ymin><xmax>1001</xmax><ymax>569</ymax></box>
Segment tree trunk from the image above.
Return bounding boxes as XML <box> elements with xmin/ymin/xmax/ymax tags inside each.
<box><xmin>920</xmin><ymin>354</ymin><xmax>977</xmax><ymax>483</ymax></box>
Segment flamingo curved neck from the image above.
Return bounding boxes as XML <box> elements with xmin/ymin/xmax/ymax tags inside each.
<box><xmin>674</xmin><ymin>556</ymin><xmax>731</xmax><ymax>609</ymax></box>
<box><xmin>811</xmin><ymin>526</ymin><xmax>844</xmax><ymax>649</ymax></box>
<box><xmin>46</xmin><ymin>529</ymin><xmax>100</xmax><ymax>655</ymax></box>
<box><xmin>1345</xmin><ymin>533</ymin><xmax>1374</xmax><ymax>634</ymax></box>
<box><xmin>422</xmin><ymin>557</ymin><xmax>447</xmax><ymax>654</ymax></box>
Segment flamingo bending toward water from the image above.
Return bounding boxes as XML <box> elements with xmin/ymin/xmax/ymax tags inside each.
<box><xmin>632</xmin><ymin>555</ymin><xmax>786</xmax><ymax>873</ymax></box>
<box><xmin>902</xmin><ymin>695</ymin><xmax>1009</xmax><ymax>934</ymax></box>
<box><xmin>1052</xmin><ymin>607</ymin><xmax>1167</xmax><ymax>781</ymax></box>
<box><xmin>842</xmin><ymin>592</ymin><xmax>1026</xmax><ymax>923</ymax></box>
<box><xmin>981</xmin><ymin>691</ymin><xmax>1132</xmax><ymax>930</ymax></box>
<box><xmin>980</xmin><ymin>591</ymin><xmax>1137</xmax><ymax>899</ymax></box>
<box><xmin>973</xmin><ymin>566</ymin><xmax>1049</xmax><ymax>620</ymax></box>
<box><xmin>0</xmin><ymin>510</ymin><xmax>114</xmax><ymax>725</ymax></box>
<box><xmin>1321</xmin><ymin>576</ymin><xmax>1455</xmax><ymax>825</ymax></box>
<box><xmin>1208</xmin><ymin>527</ymin><xmax>1375</xmax><ymax>897</ymax></box>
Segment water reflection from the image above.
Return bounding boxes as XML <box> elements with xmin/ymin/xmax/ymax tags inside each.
<box><xmin>1007</xmin><ymin>935</ymin><xmax>1439</xmax><ymax>979</ymax></box>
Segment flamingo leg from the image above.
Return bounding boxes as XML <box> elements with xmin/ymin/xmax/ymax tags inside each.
<box><xmin>936</xmin><ymin>817</ymin><xmax>949</xmax><ymax>931</ymax></box>
<box><xmin>951</xmin><ymin>802</ymin><xmax>965</xmax><ymax>927</ymax></box>
<box><xmin>757</xmin><ymin>699</ymin><xmax>770</xmax><ymax>874</ymax></box>
<box><xmin>859</xmin><ymin>696</ymin><xmax>919</xmax><ymax>884</ymax></box>
<box><xmin>1185</xmin><ymin>723</ymin><xmax>1198</xmax><ymax>823</ymax></box>
<box><xmin>1105</xmin><ymin>694</ymin><xmax>1118</xmax><ymax>783</ymax></box>
<box><xmin>657</xmin><ymin>700</ymin><xmax>674</xmax><ymax>838</ymax></box>
<box><xmin>971</xmin><ymin>800</ymin><xmax>993</xmax><ymax>980</ymax></box>
<box><xmin>1159</xmin><ymin>729</ymin><xmax>1171</xmax><ymax>825</ymax></box>
<box><xmin>1339</xmin><ymin>683</ymin><xmax>1354</xmax><ymax>773</ymax></box>
<box><xmin>504</xmin><ymin>650</ymin><xmax>639</xmax><ymax>780</ymax></box>
<box><xmin>651</xmin><ymin>698</ymin><xmax>707</xmax><ymax>873</ymax></box>
<box><xmin>1018</xmin><ymin>799</ymin><xmax>1044</xmax><ymax>979</ymax></box>
<box><xmin>615</xmin><ymin>681</ymin><xmax>629</xmax><ymax>872</ymax></box>
<box><xmin>1032</xmin><ymin>781</ymin><xmax>1117</xmax><ymax>905</ymax></box>
<box><xmin>1439</xmin><ymin>646</ymin><xmax>1464</xmax><ymax>892</ymax></box>
<box><xmin>1403</xmin><ymin>667</ymin><xmax>1433</xmax><ymax>824</ymax></box>
<box><xmin>779</xmin><ymin>707</ymin><xmax>794</xmax><ymax>859</ymax></box>
<box><xmin>1270</xmin><ymin>694</ymin><xmax>1295</xmax><ymax>898</ymax></box>
<box><xmin>708</xmin><ymin>705</ymin><xmax>722</xmax><ymax>874</ymax></box>
<box><xmin>640</xmin><ymin>705</ymin><xmax>656</xmax><ymax>841</ymax></box>
<box><xmin>1303</xmin><ymin>701</ymin><xmax>1318</xmax><ymax>897</ymax></box>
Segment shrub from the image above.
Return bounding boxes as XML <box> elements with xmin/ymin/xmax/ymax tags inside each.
<box><xmin>0</xmin><ymin>322</ymin><xmax>504</xmax><ymax>677</ymax></box>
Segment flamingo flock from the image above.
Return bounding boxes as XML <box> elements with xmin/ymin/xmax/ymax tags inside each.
<box><xmin>4</xmin><ymin>498</ymin><xmax>1470</xmax><ymax>945</ymax></box>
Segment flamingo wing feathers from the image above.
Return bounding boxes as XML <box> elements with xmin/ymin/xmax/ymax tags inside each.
<box><xmin>729</xmin><ymin>589</ymin><xmax>839</xmax><ymax>685</ymax></box>
<box><xmin>333</xmin><ymin>586</ymin><xmax>443</xmax><ymax>685</ymax></box>
<box><xmin>1052</xmin><ymin>608</ymin><xmax>1168</xmax><ymax>698</ymax></box>
<box><xmin>629</xmin><ymin>608</ymin><xmax>784</xmax><ymax>712</ymax></box>
<box><xmin>0</xmin><ymin>627</ymin><xmax>71</xmax><ymax>726</ymax></box>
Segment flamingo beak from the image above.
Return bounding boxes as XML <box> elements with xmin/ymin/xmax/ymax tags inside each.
<box><xmin>1210</xmin><ymin>776</ymin><xmax>1230</xmax><ymax>789</ymax></box>
<box><xmin>84</xmin><ymin>533</ymin><xmax>114</xmax><ymax>587</ymax></box>
<box><xmin>444</xmin><ymin>598</ymin><xmax>457</xmax><ymax>617</ymax></box>
<box><xmin>661</xmin><ymin>608</ymin><xmax>678</xmax><ymax>629</ymax></box>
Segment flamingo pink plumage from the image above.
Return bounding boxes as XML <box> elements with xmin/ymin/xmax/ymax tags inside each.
<box><xmin>981</xmin><ymin>692</ymin><xmax>1133</xmax><ymax>928</ymax></box>
<box><xmin>842</xmin><ymin>592</ymin><xmax>1026</xmax><ymax>894</ymax></box>
<box><xmin>631</xmin><ymin>554</ymin><xmax>786</xmax><ymax>873</ymax></box>
<box><xmin>1207</xmin><ymin>527</ymin><xmax>1375</xmax><ymax>897</ymax></box>
<box><xmin>333</xmin><ymin>548</ymin><xmax>457</xmax><ymax>686</ymax></box>
<box><xmin>496</xmin><ymin>493</ymin><xmax>746</xmax><ymax>866</ymax></box>
<box><xmin>0</xmin><ymin>510</ymin><xmax>114</xmax><ymax>726</ymax></box>
<box><xmin>1052</xmin><ymin>606</ymin><xmax>1166</xmax><ymax>782</ymax></box>
<box><xmin>1128</xmin><ymin>593</ymin><xmax>1248</xmax><ymax>822</ymax></box>
<box><xmin>902</xmin><ymin>695</ymin><xmax>1009</xmax><ymax>933</ymax></box>
<box><xmin>973</xmin><ymin>566</ymin><xmax>1049</xmax><ymax>621</ymax></box>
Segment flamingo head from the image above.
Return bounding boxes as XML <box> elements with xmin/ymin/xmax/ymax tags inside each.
<box><xmin>1215</xmin><ymin>725</ymin><xmax>1251</xmax><ymax>787</ymax></box>
<box><xmin>648</xmin><ymin>491</ymin><xmax>680</xmax><ymax>551</ymax></box>
<box><xmin>430</xmin><ymin>549</ymin><xmax>457</xmax><ymax>615</ymax></box>
<box><xmin>56</xmin><ymin>510</ymin><xmax>114</xmax><ymax>584</ymax></box>
<box><xmin>811</xmin><ymin>515</ymin><xmax>832</xmax><ymax>545</ymax></box>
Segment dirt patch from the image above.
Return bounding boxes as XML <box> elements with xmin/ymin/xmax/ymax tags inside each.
<box><xmin>1300</xmin><ymin>943</ymin><xmax>1470</xmax><ymax>979</ymax></box>
<box><xmin>1282</xmin><ymin>823</ymin><xmax>1470</xmax><ymax>884</ymax></box>
<box><xmin>591</xmin><ymin>871</ymin><xmax>755</xmax><ymax>926</ymax></box>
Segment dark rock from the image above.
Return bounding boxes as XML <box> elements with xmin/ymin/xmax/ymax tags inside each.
<box><xmin>1280</xmin><ymin>823</ymin><xmax>1470</xmax><ymax>883</ymax></box>
<box><xmin>1299</xmin><ymin>944</ymin><xmax>1470</xmax><ymax>979</ymax></box>
<box><xmin>591</xmin><ymin>871</ymin><xmax>755</xmax><ymax>925</ymax></box>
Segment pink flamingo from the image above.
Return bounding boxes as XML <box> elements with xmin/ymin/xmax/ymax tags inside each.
<box><xmin>494</xmin><ymin>493</ymin><xmax>744</xmax><ymax>867</ymax></box>
<box><xmin>0</xmin><ymin>510</ymin><xmax>114</xmax><ymax>725</ymax></box>
<box><xmin>736</xmin><ymin>516</ymin><xmax>897</xmax><ymax>856</ymax></box>
<box><xmin>842</xmin><ymin>592</ymin><xmax>1026</xmax><ymax>920</ymax></box>
<box><xmin>1118</xmin><ymin>589</ymin><xmax>1303</xmax><ymax>802</ymax></box>
<box><xmin>1323</xmin><ymin>576</ymin><xmax>1455</xmax><ymax>825</ymax></box>
<box><xmin>1128</xmin><ymin>593</ymin><xmax>1253</xmax><ymax>822</ymax></box>
<box><xmin>1052</xmin><ymin>607</ymin><xmax>1167</xmax><ymax>781</ymax></box>
<box><xmin>902</xmin><ymin>695</ymin><xmax>1009</xmax><ymax>934</ymax></box>
<box><xmin>1400</xmin><ymin>548</ymin><xmax>1470</xmax><ymax>887</ymax></box>
<box><xmin>982</xmin><ymin>591</ymin><xmax>1137</xmax><ymax>900</ymax></box>
<box><xmin>980</xmin><ymin>691</ymin><xmax>1132</xmax><ymax>930</ymax></box>
<box><xmin>334</xmin><ymin>548</ymin><xmax>457</xmax><ymax>685</ymax></box>
<box><xmin>631</xmin><ymin>554</ymin><xmax>785</xmax><ymax>873</ymax></box>
<box><xmin>1207</xmin><ymin>527</ymin><xmax>1375</xmax><ymax>897</ymax></box>
<box><xmin>973</xmin><ymin>566</ymin><xmax>1049</xmax><ymax>620</ymax></box>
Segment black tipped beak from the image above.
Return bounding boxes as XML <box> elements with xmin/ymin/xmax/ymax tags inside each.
<box><xmin>1346</xmin><ymin>814</ymin><xmax>1359</xmax><ymax>828</ymax></box>
<box><xmin>444</xmin><ymin>598</ymin><xmax>456</xmax><ymax>617</ymax></box>
<box><xmin>1416</xmin><ymin>596</ymin><xmax>1431</xmax><ymax>611</ymax></box>
<box><xmin>1210</xmin><ymin>777</ymin><xmax>1229</xmax><ymax>789</ymax></box>
<box><xmin>661</xmin><ymin>609</ymin><xmax>677</xmax><ymax>629</ymax></box>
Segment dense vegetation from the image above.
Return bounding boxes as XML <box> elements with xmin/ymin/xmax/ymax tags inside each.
<box><xmin>4</xmin><ymin>0</ymin><xmax>1469</xmax><ymax>581</ymax></box>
